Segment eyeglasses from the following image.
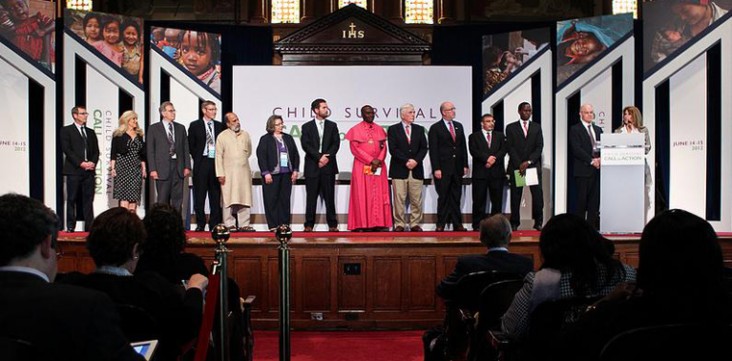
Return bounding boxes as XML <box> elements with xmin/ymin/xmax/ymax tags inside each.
<box><xmin>205</xmin><ymin>107</ymin><xmax>217</xmax><ymax>111</ymax></box>
<box><xmin>76</xmin><ymin>112</ymin><xmax>89</xmax><ymax>115</ymax></box>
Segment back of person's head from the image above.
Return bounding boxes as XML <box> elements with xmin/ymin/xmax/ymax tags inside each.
<box><xmin>639</xmin><ymin>209</ymin><xmax>724</xmax><ymax>301</ymax></box>
<box><xmin>87</xmin><ymin>207</ymin><xmax>146</xmax><ymax>268</ymax></box>
<box><xmin>142</xmin><ymin>203</ymin><xmax>186</xmax><ymax>259</ymax></box>
<box><xmin>0</xmin><ymin>193</ymin><xmax>59</xmax><ymax>266</ymax></box>
<box><xmin>540</xmin><ymin>213</ymin><xmax>621</xmax><ymax>294</ymax></box>
<box><xmin>479</xmin><ymin>214</ymin><xmax>512</xmax><ymax>249</ymax></box>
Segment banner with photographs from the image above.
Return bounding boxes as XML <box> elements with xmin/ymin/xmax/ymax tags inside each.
<box><xmin>64</xmin><ymin>9</ymin><xmax>144</xmax><ymax>84</ymax></box>
<box><xmin>643</xmin><ymin>0</ymin><xmax>731</xmax><ymax>73</ymax></box>
<box><xmin>556</xmin><ymin>13</ymin><xmax>633</xmax><ymax>86</ymax></box>
<box><xmin>151</xmin><ymin>27</ymin><xmax>222</xmax><ymax>95</ymax></box>
<box><xmin>481</xmin><ymin>27</ymin><xmax>550</xmax><ymax>97</ymax></box>
<box><xmin>0</xmin><ymin>0</ymin><xmax>55</xmax><ymax>71</ymax></box>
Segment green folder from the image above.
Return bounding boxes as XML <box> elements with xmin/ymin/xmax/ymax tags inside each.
<box><xmin>514</xmin><ymin>170</ymin><xmax>526</xmax><ymax>187</ymax></box>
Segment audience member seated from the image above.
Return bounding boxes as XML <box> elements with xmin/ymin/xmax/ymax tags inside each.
<box><xmin>0</xmin><ymin>193</ymin><xmax>144</xmax><ymax>361</ymax></box>
<box><xmin>58</xmin><ymin>207</ymin><xmax>208</xmax><ymax>361</ymax></box>
<box><xmin>437</xmin><ymin>214</ymin><xmax>534</xmax><ymax>301</ymax></box>
<box><xmin>559</xmin><ymin>209</ymin><xmax>732</xmax><ymax>361</ymax></box>
<box><xmin>425</xmin><ymin>214</ymin><xmax>533</xmax><ymax>360</ymax></box>
<box><xmin>136</xmin><ymin>203</ymin><xmax>209</xmax><ymax>283</ymax></box>
<box><xmin>501</xmin><ymin>213</ymin><xmax>636</xmax><ymax>340</ymax></box>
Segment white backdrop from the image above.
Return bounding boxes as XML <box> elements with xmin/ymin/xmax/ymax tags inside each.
<box><xmin>0</xmin><ymin>57</ymin><xmax>29</xmax><ymax>195</ymax></box>
<box><xmin>233</xmin><ymin>66</ymin><xmax>472</xmax><ymax>230</ymax></box>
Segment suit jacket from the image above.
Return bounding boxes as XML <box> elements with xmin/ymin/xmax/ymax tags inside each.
<box><xmin>505</xmin><ymin>119</ymin><xmax>543</xmax><ymax>175</ymax></box>
<box><xmin>301</xmin><ymin>119</ymin><xmax>339</xmax><ymax>177</ymax></box>
<box><xmin>469</xmin><ymin>130</ymin><xmax>507</xmax><ymax>179</ymax></box>
<box><xmin>60</xmin><ymin>123</ymin><xmax>100</xmax><ymax>175</ymax></box>
<box><xmin>436</xmin><ymin>251</ymin><xmax>534</xmax><ymax>300</ymax></box>
<box><xmin>146</xmin><ymin>120</ymin><xmax>191</xmax><ymax>180</ymax></box>
<box><xmin>257</xmin><ymin>133</ymin><xmax>300</xmax><ymax>175</ymax></box>
<box><xmin>569</xmin><ymin>122</ymin><xmax>602</xmax><ymax>177</ymax></box>
<box><xmin>387</xmin><ymin>122</ymin><xmax>428</xmax><ymax>179</ymax></box>
<box><xmin>0</xmin><ymin>270</ymin><xmax>143</xmax><ymax>361</ymax></box>
<box><xmin>188</xmin><ymin>118</ymin><xmax>224</xmax><ymax>164</ymax></box>
<box><xmin>428</xmin><ymin>119</ymin><xmax>468</xmax><ymax>176</ymax></box>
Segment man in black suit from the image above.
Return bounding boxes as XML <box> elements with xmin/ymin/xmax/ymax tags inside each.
<box><xmin>468</xmin><ymin>114</ymin><xmax>507</xmax><ymax>231</ymax></box>
<box><xmin>60</xmin><ymin>106</ymin><xmax>100</xmax><ymax>232</ymax></box>
<box><xmin>429</xmin><ymin>101</ymin><xmax>469</xmax><ymax>232</ymax></box>
<box><xmin>301</xmin><ymin>98</ymin><xmax>340</xmax><ymax>232</ymax></box>
<box><xmin>188</xmin><ymin>100</ymin><xmax>224</xmax><ymax>231</ymax></box>
<box><xmin>0</xmin><ymin>193</ymin><xmax>143</xmax><ymax>361</ymax></box>
<box><xmin>388</xmin><ymin>103</ymin><xmax>429</xmax><ymax>232</ymax></box>
<box><xmin>147</xmin><ymin>101</ymin><xmax>191</xmax><ymax>213</ymax></box>
<box><xmin>505</xmin><ymin>102</ymin><xmax>544</xmax><ymax>231</ymax></box>
<box><xmin>569</xmin><ymin>103</ymin><xmax>603</xmax><ymax>229</ymax></box>
<box><xmin>436</xmin><ymin>214</ymin><xmax>533</xmax><ymax>300</ymax></box>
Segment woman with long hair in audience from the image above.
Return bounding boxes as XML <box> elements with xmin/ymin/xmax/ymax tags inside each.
<box><xmin>501</xmin><ymin>213</ymin><xmax>636</xmax><ymax>339</ymax></box>
<box><xmin>59</xmin><ymin>208</ymin><xmax>208</xmax><ymax>361</ymax></box>
<box><xmin>560</xmin><ymin>209</ymin><xmax>732</xmax><ymax>360</ymax></box>
<box><xmin>110</xmin><ymin>110</ymin><xmax>146</xmax><ymax>212</ymax></box>
<box><xmin>136</xmin><ymin>203</ymin><xmax>209</xmax><ymax>282</ymax></box>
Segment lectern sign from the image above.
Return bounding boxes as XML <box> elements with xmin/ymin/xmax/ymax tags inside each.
<box><xmin>601</xmin><ymin>148</ymin><xmax>644</xmax><ymax>166</ymax></box>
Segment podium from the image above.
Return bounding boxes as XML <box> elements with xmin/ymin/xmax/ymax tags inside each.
<box><xmin>600</xmin><ymin>133</ymin><xmax>645</xmax><ymax>233</ymax></box>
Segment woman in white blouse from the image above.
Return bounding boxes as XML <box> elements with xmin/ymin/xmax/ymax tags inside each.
<box><xmin>614</xmin><ymin>106</ymin><xmax>652</xmax><ymax>214</ymax></box>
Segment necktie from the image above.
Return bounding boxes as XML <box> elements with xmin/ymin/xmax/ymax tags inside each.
<box><xmin>318</xmin><ymin>121</ymin><xmax>324</xmax><ymax>152</ymax></box>
<box><xmin>405</xmin><ymin>125</ymin><xmax>411</xmax><ymax>143</ymax></box>
<box><xmin>522</xmin><ymin>121</ymin><xmax>528</xmax><ymax>138</ymax></box>
<box><xmin>486</xmin><ymin>131</ymin><xmax>492</xmax><ymax>148</ymax></box>
<box><xmin>587</xmin><ymin>124</ymin><xmax>596</xmax><ymax>149</ymax></box>
<box><xmin>167</xmin><ymin>122</ymin><xmax>175</xmax><ymax>156</ymax></box>
<box><xmin>206</xmin><ymin>122</ymin><xmax>214</xmax><ymax>145</ymax></box>
<box><xmin>80</xmin><ymin>127</ymin><xmax>88</xmax><ymax>160</ymax></box>
<box><xmin>448</xmin><ymin>121</ymin><xmax>456</xmax><ymax>142</ymax></box>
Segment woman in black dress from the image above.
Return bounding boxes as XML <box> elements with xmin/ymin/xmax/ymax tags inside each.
<box><xmin>110</xmin><ymin>110</ymin><xmax>146</xmax><ymax>212</ymax></box>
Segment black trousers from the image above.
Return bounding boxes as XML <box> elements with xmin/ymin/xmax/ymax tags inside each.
<box><xmin>434</xmin><ymin>173</ymin><xmax>464</xmax><ymax>228</ymax></box>
<box><xmin>575</xmin><ymin>171</ymin><xmax>600</xmax><ymax>229</ymax></box>
<box><xmin>66</xmin><ymin>171</ymin><xmax>95</xmax><ymax>231</ymax></box>
<box><xmin>304</xmin><ymin>173</ymin><xmax>337</xmax><ymax>228</ymax></box>
<box><xmin>472</xmin><ymin>177</ymin><xmax>505</xmax><ymax>229</ymax></box>
<box><xmin>155</xmin><ymin>159</ymin><xmax>184</xmax><ymax>213</ymax></box>
<box><xmin>191</xmin><ymin>157</ymin><xmax>222</xmax><ymax>228</ymax></box>
<box><xmin>509</xmin><ymin>181</ymin><xmax>543</xmax><ymax>228</ymax></box>
<box><xmin>262</xmin><ymin>173</ymin><xmax>292</xmax><ymax>230</ymax></box>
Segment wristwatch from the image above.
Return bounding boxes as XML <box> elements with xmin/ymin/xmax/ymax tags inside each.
<box><xmin>527</xmin><ymin>160</ymin><xmax>532</xmax><ymax>165</ymax></box>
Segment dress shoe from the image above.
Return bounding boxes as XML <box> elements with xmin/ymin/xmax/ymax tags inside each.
<box><xmin>66</xmin><ymin>229</ymin><xmax>75</xmax><ymax>233</ymax></box>
<box><xmin>329</xmin><ymin>227</ymin><xmax>339</xmax><ymax>232</ymax></box>
<box><xmin>194</xmin><ymin>226</ymin><xmax>205</xmax><ymax>232</ymax></box>
<box><xmin>394</xmin><ymin>226</ymin><xmax>405</xmax><ymax>232</ymax></box>
<box><xmin>239</xmin><ymin>226</ymin><xmax>256</xmax><ymax>232</ymax></box>
<box><xmin>435</xmin><ymin>225</ymin><xmax>445</xmax><ymax>232</ymax></box>
<box><xmin>533</xmin><ymin>224</ymin><xmax>543</xmax><ymax>231</ymax></box>
<box><xmin>227</xmin><ymin>226</ymin><xmax>238</xmax><ymax>233</ymax></box>
<box><xmin>511</xmin><ymin>224</ymin><xmax>519</xmax><ymax>231</ymax></box>
<box><xmin>454</xmin><ymin>226</ymin><xmax>468</xmax><ymax>232</ymax></box>
<box><xmin>303</xmin><ymin>226</ymin><xmax>313</xmax><ymax>232</ymax></box>
<box><xmin>410</xmin><ymin>226</ymin><xmax>423</xmax><ymax>232</ymax></box>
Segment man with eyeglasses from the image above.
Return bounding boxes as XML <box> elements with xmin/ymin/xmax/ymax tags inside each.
<box><xmin>60</xmin><ymin>106</ymin><xmax>100</xmax><ymax>232</ymax></box>
<box><xmin>188</xmin><ymin>100</ymin><xmax>224</xmax><ymax>231</ymax></box>
<box><xmin>147</xmin><ymin>101</ymin><xmax>191</xmax><ymax>213</ymax></box>
<box><xmin>0</xmin><ymin>193</ymin><xmax>145</xmax><ymax>361</ymax></box>
<box><xmin>569</xmin><ymin>103</ymin><xmax>603</xmax><ymax>229</ymax></box>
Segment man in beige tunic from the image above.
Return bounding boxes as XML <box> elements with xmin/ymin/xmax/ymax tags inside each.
<box><xmin>215</xmin><ymin>112</ymin><xmax>254</xmax><ymax>231</ymax></box>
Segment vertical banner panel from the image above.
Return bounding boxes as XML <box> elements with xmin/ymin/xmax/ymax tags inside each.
<box><xmin>86</xmin><ymin>66</ymin><xmax>119</xmax><ymax>215</ymax></box>
<box><xmin>580</xmin><ymin>67</ymin><xmax>613</xmax><ymax>134</ymax></box>
<box><xmin>0</xmin><ymin>58</ymin><xmax>30</xmax><ymax>194</ymax></box>
<box><xmin>669</xmin><ymin>54</ymin><xmax>707</xmax><ymax>216</ymax></box>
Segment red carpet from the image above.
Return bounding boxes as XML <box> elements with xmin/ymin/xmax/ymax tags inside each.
<box><xmin>252</xmin><ymin>330</ymin><xmax>424</xmax><ymax>361</ymax></box>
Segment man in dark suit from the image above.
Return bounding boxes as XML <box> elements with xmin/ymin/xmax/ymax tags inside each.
<box><xmin>505</xmin><ymin>102</ymin><xmax>544</xmax><ymax>231</ymax></box>
<box><xmin>569</xmin><ymin>103</ymin><xmax>603</xmax><ymax>229</ymax></box>
<box><xmin>429</xmin><ymin>101</ymin><xmax>469</xmax><ymax>232</ymax></box>
<box><xmin>188</xmin><ymin>100</ymin><xmax>224</xmax><ymax>231</ymax></box>
<box><xmin>0</xmin><ymin>193</ymin><xmax>143</xmax><ymax>361</ymax></box>
<box><xmin>436</xmin><ymin>214</ymin><xmax>533</xmax><ymax>300</ymax></box>
<box><xmin>468</xmin><ymin>114</ymin><xmax>507</xmax><ymax>231</ymax></box>
<box><xmin>147</xmin><ymin>101</ymin><xmax>191</xmax><ymax>213</ymax></box>
<box><xmin>60</xmin><ymin>105</ymin><xmax>100</xmax><ymax>232</ymax></box>
<box><xmin>301</xmin><ymin>98</ymin><xmax>340</xmax><ymax>232</ymax></box>
<box><xmin>388</xmin><ymin>103</ymin><xmax>429</xmax><ymax>232</ymax></box>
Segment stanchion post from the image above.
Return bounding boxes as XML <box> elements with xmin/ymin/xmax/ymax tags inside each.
<box><xmin>276</xmin><ymin>224</ymin><xmax>293</xmax><ymax>361</ymax></box>
<box><xmin>212</xmin><ymin>224</ymin><xmax>231</xmax><ymax>361</ymax></box>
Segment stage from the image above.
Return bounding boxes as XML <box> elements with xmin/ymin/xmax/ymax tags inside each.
<box><xmin>57</xmin><ymin>230</ymin><xmax>732</xmax><ymax>329</ymax></box>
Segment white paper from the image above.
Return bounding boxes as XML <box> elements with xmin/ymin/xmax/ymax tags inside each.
<box><xmin>525</xmin><ymin>167</ymin><xmax>539</xmax><ymax>186</ymax></box>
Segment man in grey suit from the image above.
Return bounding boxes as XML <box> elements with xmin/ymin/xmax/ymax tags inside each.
<box><xmin>147</xmin><ymin>101</ymin><xmax>191</xmax><ymax>212</ymax></box>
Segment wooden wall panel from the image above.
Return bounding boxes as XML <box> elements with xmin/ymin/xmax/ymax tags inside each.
<box><xmin>300</xmin><ymin>257</ymin><xmax>332</xmax><ymax>312</ymax></box>
<box><xmin>405</xmin><ymin>257</ymin><xmax>437</xmax><ymax>310</ymax></box>
<box><xmin>372</xmin><ymin>257</ymin><xmax>402</xmax><ymax>311</ymax></box>
<box><xmin>338</xmin><ymin>256</ymin><xmax>367</xmax><ymax>310</ymax></box>
<box><xmin>232</xmin><ymin>257</ymin><xmax>265</xmax><ymax>311</ymax></box>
